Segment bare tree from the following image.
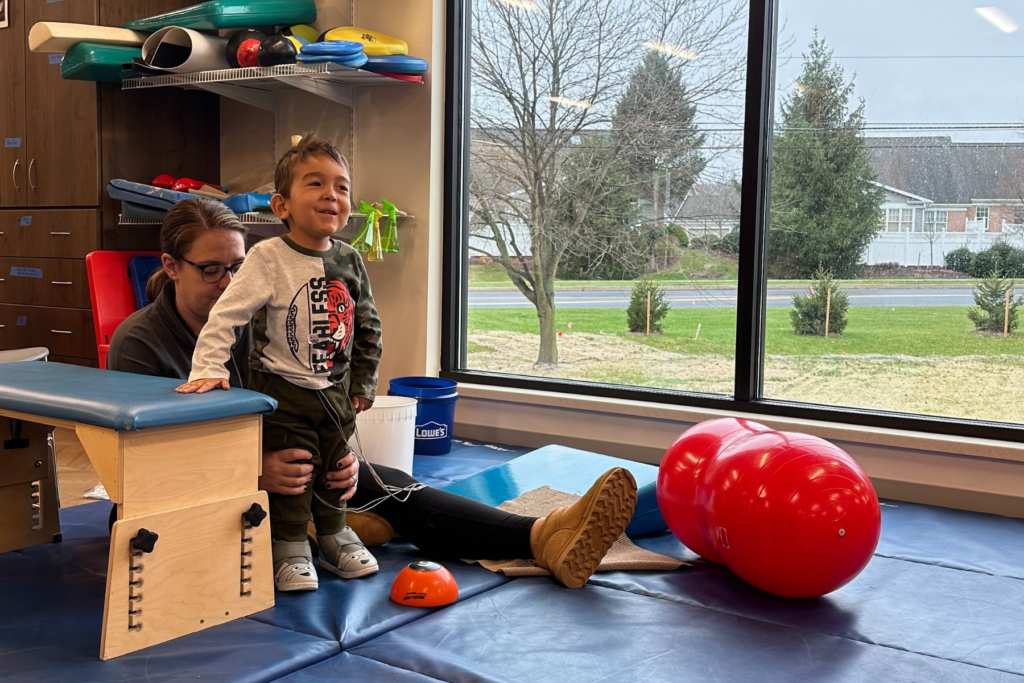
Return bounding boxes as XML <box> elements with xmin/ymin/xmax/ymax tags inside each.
<box><xmin>921</xmin><ymin>220</ymin><xmax>944</xmax><ymax>268</ymax></box>
<box><xmin>470</xmin><ymin>0</ymin><xmax>748</xmax><ymax>366</ymax></box>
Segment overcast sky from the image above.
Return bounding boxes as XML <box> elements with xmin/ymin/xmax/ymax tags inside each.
<box><xmin>777</xmin><ymin>0</ymin><xmax>1024</xmax><ymax>141</ymax></box>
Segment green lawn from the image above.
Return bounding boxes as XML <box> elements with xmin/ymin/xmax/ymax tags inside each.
<box><xmin>467</xmin><ymin>306</ymin><xmax>1024</xmax><ymax>357</ymax></box>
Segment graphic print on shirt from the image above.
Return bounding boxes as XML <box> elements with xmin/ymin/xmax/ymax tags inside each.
<box><xmin>286</xmin><ymin>276</ymin><xmax>355</xmax><ymax>373</ymax></box>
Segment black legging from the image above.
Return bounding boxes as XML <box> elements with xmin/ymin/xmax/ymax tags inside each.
<box><xmin>350</xmin><ymin>461</ymin><xmax>537</xmax><ymax>561</ymax></box>
<box><xmin>108</xmin><ymin>462</ymin><xmax>537</xmax><ymax>561</ymax></box>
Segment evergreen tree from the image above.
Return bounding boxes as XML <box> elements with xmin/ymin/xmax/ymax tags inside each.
<box><xmin>968</xmin><ymin>270</ymin><xmax>1024</xmax><ymax>334</ymax></box>
<box><xmin>555</xmin><ymin>136</ymin><xmax>644</xmax><ymax>281</ymax></box>
<box><xmin>627</xmin><ymin>279</ymin><xmax>671</xmax><ymax>334</ymax></box>
<box><xmin>615</xmin><ymin>50</ymin><xmax>707</xmax><ymax>233</ymax></box>
<box><xmin>769</xmin><ymin>33</ymin><xmax>884</xmax><ymax>279</ymax></box>
<box><xmin>791</xmin><ymin>266</ymin><xmax>849</xmax><ymax>336</ymax></box>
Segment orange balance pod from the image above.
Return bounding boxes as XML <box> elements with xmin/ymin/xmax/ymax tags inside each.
<box><xmin>390</xmin><ymin>561</ymin><xmax>459</xmax><ymax>607</ymax></box>
<box><xmin>657</xmin><ymin>418</ymin><xmax>881</xmax><ymax>598</ymax></box>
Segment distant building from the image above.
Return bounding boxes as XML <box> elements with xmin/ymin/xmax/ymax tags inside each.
<box><xmin>861</xmin><ymin>137</ymin><xmax>1024</xmax><ymax>265</ymax></box>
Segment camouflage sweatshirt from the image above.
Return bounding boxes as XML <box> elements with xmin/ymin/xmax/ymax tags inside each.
<box><xmin>190</xmin><ymin>235</ymin><xmax>382</xmax><ymax>397</ymax></box>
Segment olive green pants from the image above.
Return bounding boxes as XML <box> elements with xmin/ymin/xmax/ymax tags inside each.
<box><xmin>249</xmin><ymin>370</ymin><xmax>354</xmax><ymax>542</ymax></box>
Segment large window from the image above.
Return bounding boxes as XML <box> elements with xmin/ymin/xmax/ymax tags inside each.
<box><xmin>761</xmin><ymin>0</ymin><xmax>1024</xmax><ymax>425</ymax></box>
<box><xmin>443</xmin><ymin>0</ymin><xmax>1024</xmax><ymax>438</ymax></box>
<box><xmin>459</xmin><ymin>0</ymin><xmax>748</xmax><ymax>395</ymax></box>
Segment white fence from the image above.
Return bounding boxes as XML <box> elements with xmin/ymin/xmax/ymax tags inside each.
<box><xmin>864</xmin><ymin>231</ymin><xmax>1024</xmax><ymax>267</ymax></box>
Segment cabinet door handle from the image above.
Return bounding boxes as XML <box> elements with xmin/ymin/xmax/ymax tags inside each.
<box><xmin>12</xmin><ymin>159</ymin><xmax>19</xmax><ymax>191</ymax></box>
<box><xmin>50</xmin><ymin>329</ymin><xmax>72</xmax><ymax>335</ymax></box>
<box><xmin>28</xmin><ymin>159</ymin><xmax>37</xmax><ymax>191</ymax></box>
<box><xmin>51</xmin><ymin>281</ymin><xmax>73</xmax><ymax>286</ymax></box>
<box><xmin>50</xmin><ymin>231</ymin><xmax>71</xmax><ymax>236</ymax></box>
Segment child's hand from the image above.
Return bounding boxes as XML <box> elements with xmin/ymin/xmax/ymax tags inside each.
<box><xmin>177</xmin><ymin>378</ymin><xmax>230</xmax><ymax>394</ymax></box>
<box><xmin>352</xmin><ymin>397</ymin><xmax>373</xmax><ymax>413</ymax></box>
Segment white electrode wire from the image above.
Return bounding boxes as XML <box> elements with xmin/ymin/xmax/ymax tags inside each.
<box><xmin>312</xmin><ymin>389</ymin><xmax>424</xmax><ymax>514</ymax></box>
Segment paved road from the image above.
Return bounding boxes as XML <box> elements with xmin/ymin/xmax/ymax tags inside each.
<box><xmin>468</xmin><ymin>287</ymin><xmax>986</xmax><ymax>309</ymax></box>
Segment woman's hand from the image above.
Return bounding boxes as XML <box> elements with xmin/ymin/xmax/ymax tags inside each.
<box><xmin>259</xmin><ymin>448</ymin><xmax>314</xmax><ymax>495</ymax></box>
<box><xmin>259</xmin><ymin>449</ymin><xmax>359</xmax><ymax>501</ymax></box>
<box><xmin>326</xmin><ymin>451</ymin><xmax>359</xmax><ymax>502</ymax></box>
<box><xmin>352</xmin><ymin>397</ymin><xmax>373</xmax><ymax>413</ymax></box>
<box><xmin>176</xmin><ymin>378</ymin><xmax>229</xmax><ymax>394</ymax></box>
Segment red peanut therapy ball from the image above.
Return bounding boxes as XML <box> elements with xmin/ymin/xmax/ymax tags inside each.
<box><xmin>657</xmin><ymin>418</ymin><xmax>880</xmax><ymax>598</ymax></box>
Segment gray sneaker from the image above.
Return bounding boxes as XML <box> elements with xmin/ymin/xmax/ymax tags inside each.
<box><xmin>272</xmin><ymin>539</ymin><xmax>319</xmax><ymax>591</ymax></box>
<box><xmin>318</xmin><ymin>527</ymin><xmax>379</xmax><ymax>579</ymax></box>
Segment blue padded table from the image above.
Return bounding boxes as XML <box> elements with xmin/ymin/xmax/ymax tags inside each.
<box><xmin>5</xmin><ymin>438</ymin><xmax>1024</xmax><ymax>682</ymax></box>
<box><xmin>0</xmin><ymin>363</ymin><xmax>277</xmax><ymax>660</ymax></box>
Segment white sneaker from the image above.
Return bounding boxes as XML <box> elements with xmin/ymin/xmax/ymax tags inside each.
<box><xmin>272</xmin><ymin>540</ymin><xmax>319</xmax><ymax>591</ymax></box>
<box><xmin>318</xmin><ymin>527</ymin><xmax>379</xmax><ymax>579</ymax></box>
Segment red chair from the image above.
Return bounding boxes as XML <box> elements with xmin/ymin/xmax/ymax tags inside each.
<box><xmin>86</xmin><ymin>251</ymin><xmax>160</xmax><ymax>369</ymax></box>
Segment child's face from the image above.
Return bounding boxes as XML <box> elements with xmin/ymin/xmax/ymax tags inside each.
<box><xmin>276</xmin><ymin>154</ymin><xmax>351</xmax><ymax>242</ymax></box>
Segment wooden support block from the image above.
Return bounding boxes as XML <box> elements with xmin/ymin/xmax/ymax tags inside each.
<box><xmin>0</xmin><ymin>418</ymin><xmax>61</xmax><ymax>553</ymax></box>
<box><xmin>0</xmin><ymin>477</ymin><xmax>61</xmax><ymax>553</ymax></box>
<box><xmin>0</xmin><ymin>418</ymin><xmax>50</xmax><ymax>487</ymax></box>
<box><xmin>75</xmin><ymin>423</ymin><xmax>121</xmax><ymax>503</ymax></box>
<box><xmin>101</xmin><ymin>491</ymin><xmax>274</xmax><ymax>660</ymax></box>
<box><xmin>119</xmin><ymin>415</ymin><xmax>261</xmax><ymax>519</ymax></box>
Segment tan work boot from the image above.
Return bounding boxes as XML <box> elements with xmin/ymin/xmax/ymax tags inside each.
<box><xmin>531</xmin><ymin>467</ymin><xmax>638</xmax><ymax>589</ymax></box>
<box><xmin>307</xmin><ymin>510</ymin><xmax>394</xmax><ymax>549</ymax></box>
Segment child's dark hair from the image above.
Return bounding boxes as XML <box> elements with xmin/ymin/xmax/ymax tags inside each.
<box><xmin>147</xmin><ymin>198</ymin><xmax>248</xmax><ymax>302</ymax></box>
<box><xmin>274</xmin><ymin>133</ymin><xmax>349</xmax><ymax>197</ymax></box>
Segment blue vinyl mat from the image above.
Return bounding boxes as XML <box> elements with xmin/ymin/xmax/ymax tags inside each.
<box><xmin>4</xmin><ymin>440</ymin><xmax>1024</xmax><ymax>682</ymax></box>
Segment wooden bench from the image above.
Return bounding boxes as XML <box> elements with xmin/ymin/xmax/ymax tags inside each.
<box><xmin>0</xmin><ymin>362</ymin><xmax>278</xmax><ymax>659</ymax></box>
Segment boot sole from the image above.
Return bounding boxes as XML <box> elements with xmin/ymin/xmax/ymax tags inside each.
<box><xmin>553</xmin><ymin>468</ymin><xmax>638</xmax><ymax>589</ymax></box>
<box><xmin>276</xmin><ymin>578</ymin><xmax>319</xmax><ymax>591</ymax></box>
<box><xmin>319</xmin><ymin>558</ymin><xmax>380</xmax><ymax>580</ymax></box>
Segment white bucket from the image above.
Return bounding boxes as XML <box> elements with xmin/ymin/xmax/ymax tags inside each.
<box><xmin>353</xmin><ymin>396</ymin><xmax>418</xmax><ymax>474</ymax></box>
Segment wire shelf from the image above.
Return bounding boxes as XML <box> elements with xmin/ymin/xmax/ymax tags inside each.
<box><xmin>119</xmin><ymin>212</ymin><xmax>282</xmax><ymax>226</ymax></box>
<box><xmin>117</xmin><ymin>212</ymin><xmax>410</xmax><ymax>240</ymax></box>
<box><xmin>123</xmin><ymin>62</ymin><xmax>415</xmax><ymax>92</ymax></box>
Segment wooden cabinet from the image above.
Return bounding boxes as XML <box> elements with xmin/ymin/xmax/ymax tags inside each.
<box><xmin>1</xmin><ymin>0</ymin><xmax>99</xmax><ymax>208</ymax></box>
<box><xmin>0</xmin><ymin>209</ymin><xmax>100</xmax><ymax>258</ymax></box>
<box><xmin>0</xmin><ymin>0</ymin><xmax>27</xmax><ymax>207</ymax></box>
<box><xmin>0</xmin><ymin>1</ymin><xmax>218</xmax><ymax>361</ymax></box>
<box><xmin>24</xmin><ymin>0</ymin><xmax>100</xmax><ymax>207</ymax></box>
<box><xmin>0</xmin><ymin>258</ymin><xmax>91</xmax><ymax>308</ymax></box>
<box><xmin>0</xmin><ymin>303</ymin><xmax>96</xmax><ymax>358</ymax></box>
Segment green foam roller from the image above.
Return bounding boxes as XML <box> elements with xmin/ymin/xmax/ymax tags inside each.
<box><xmin>124</xmin><ymin>0</ymin><xmax>316</xmax><ymax>31</ymax></box>
<box><xmin>61</xmin><ymin>43</ymin><xmax>142</xmax><ymax>83</ymax></box>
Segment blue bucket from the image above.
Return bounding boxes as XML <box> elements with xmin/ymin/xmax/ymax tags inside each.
<box><xmin>388</xmin><ymin>377</ymin><xmax>458</xmax><ymax>455</ymax></box>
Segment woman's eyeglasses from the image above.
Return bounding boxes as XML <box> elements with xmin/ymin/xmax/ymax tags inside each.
<box><xmin>182</xmin><ymin>259</ymin><xmax>244</xmax><ymax>284</ymax></box>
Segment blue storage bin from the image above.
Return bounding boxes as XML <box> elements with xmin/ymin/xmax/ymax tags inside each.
<box><xmin>388</xmin><ymin>377</ymin><xmax>458</xmax><ymax>455</ymax></box>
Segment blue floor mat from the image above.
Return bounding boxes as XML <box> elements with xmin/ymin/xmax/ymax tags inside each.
<box><xmin>0</xmin><ymin>552</ymin><xmax>339</xmax><ymax>683</ymax></box>
<box><xmin>6</xmin><ymin>441</ymin><xmax>1024</xmax><ymax>682</ymax></box>
<box><xmin>351</xmin><ymin>578</ymin><xmax>1024</xmax><ymax>683</ymax></box>
<box><xmin>275</xmin><ymin>652</ymin><xmax>441</xmax><ymax>682</ymax></box>
<box><xmin>875</xmin><ymin>499</ymin><xmax>1024</xmax><ymax>579</ymax></box>
<box><xmin>248</xmin><ymin>541</ymin><xmax>511</xmax><ymax>648</ymax></box>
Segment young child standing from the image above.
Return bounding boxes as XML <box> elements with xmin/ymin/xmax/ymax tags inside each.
<box><xmin>178</xmin><ymin>134</ymin><xmax>381</xmax><ymax>592</ymax></box>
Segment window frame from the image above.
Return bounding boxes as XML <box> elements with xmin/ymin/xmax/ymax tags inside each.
<box><xmin>440</xmin><ymin>0</ymin><xmax>1024</xmax><ymax>442</ymax></box>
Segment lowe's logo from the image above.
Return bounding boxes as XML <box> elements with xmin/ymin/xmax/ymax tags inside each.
<box><xmin>416</xmin><ymin>422</ymin><xmax>448</xmax><ymax>440</ymax></box>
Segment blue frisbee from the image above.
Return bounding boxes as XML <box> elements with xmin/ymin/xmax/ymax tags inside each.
<box><xmin>299</xmin><ymin>40</ymin><xmax>364</xmax><ymax>56</ymax></box>
<box><xmin>362</xmin><ymin>54</ymin><xmax>428</xmax><ymax>75</ymax></box>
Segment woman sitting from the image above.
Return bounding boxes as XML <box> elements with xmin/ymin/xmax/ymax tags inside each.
<box><xmin>107</xmin><ymin>197</ymin><xmax>637</xmax><ymax>589</ymax></box>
